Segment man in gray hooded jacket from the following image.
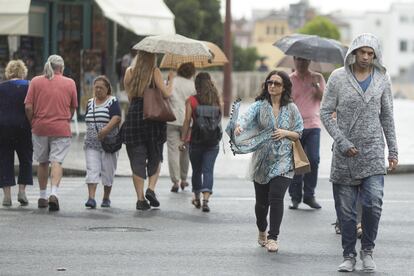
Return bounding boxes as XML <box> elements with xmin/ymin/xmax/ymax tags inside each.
<box><xmin>320</xmin><ymin>33</ymin><xmax>398</xmax><ymax>272</ymax></box>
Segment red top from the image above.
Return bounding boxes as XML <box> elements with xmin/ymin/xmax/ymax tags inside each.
<box><xmin>25</xmin><ymin>73</ymin><xmax>78</xmax><ymax>137</ymax></box>
<box><xmin>188</xmin><ymin>95</ymin><xmax>199</xmax><ymax>121</ymax></box>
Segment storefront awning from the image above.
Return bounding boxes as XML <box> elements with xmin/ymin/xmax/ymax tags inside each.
<box><xmin>95</xmin><ymin>0</ymin><xmax>176</xmax><ymax>36</ymax></box>
<box><xmin>0</xmin><ymin>0</ymin><xmax>31</xmax><ymax>35</ymax></box>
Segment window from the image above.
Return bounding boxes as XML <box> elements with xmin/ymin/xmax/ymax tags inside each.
<box><xmin>375</xmin><ymin>19</ymin><xmax>381</xmax><ymax>26</ymax></box>
<box><xmin>400</xmin><ymin>15</ymin><xmax>409</xmax><ymax>23</ymax></box>
<box><xmin>266</xmin><ymin>26</ymin><xmax>271</xmax><ymax>35</ymax></box>
<box><xmin>273</xmin><ymin>26</ymin><xmax>278</xmax><ymax>35</ymax></box>
<box><xmin>281</xmin><ymin>26</ymin><xmax>285</xmax><ymax>35</ymax></box>
<box><xmin>400</xmin><ymin>40</ymin><xmax>408</xmax><ymax>52</ymax></box>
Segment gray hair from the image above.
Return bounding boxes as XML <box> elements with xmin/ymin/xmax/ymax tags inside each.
<box><xmin>43</xmin><ymin>55</ymin><xmax>65</xmax><ymax>80</ymax></box>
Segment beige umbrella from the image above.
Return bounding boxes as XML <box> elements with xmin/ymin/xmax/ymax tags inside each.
<box><xmin>160</xmin><ymin>41</ymin><xmax>228</xmax><ymax>69</ymax></box>
<box><xmin>275</xmin><ymin>55</ymin><xmax>337</xmax><ymax>73</ymax></box>
<box><xmin>133</xmin><ymin>34</ymin><xmax>212</xmax><ymax>58</ymax></box>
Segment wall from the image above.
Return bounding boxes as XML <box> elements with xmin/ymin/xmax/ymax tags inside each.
<box><xmin>208</xmin><ymin>71</ymin><xmax>268</xmax><ymax>101</ymax></box>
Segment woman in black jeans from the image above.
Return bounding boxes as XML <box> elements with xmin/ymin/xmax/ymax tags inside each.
<box><xmin>0</xmin><ymin>60</ymin><xmax>33</xmax><ymax>207</ymax></box>
<box><xmin>230</xmin><ymin>71</ymin><xmax>303</xmax><ymax>252</ymax></box>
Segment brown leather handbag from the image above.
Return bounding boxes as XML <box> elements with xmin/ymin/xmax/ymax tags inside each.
<box><xmin>143</xmin><ymin>79</ymin><xmax>176</xmax><ymax>122</ymax></box>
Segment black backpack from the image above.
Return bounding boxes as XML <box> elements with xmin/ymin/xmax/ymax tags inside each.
<box><xmin>191</xmin><ymin>104</ymin><xmax>222</xmax><ymax>146</ymax></box>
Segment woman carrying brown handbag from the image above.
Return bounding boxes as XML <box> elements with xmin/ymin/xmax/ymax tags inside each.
<box><xmin>123</xmin><ymin>50</ymin><xmax>174</xmax><ymax>210</ymax></box>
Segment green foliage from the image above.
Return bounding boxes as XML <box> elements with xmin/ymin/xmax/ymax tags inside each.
<box><xmin>116</xmin><ymin>26</ymin><xmax>143</xmax><ymax>57</ymax></box>
<box><xmin>199</xmin><ymin>0</ymin><xmax>224</xmax><ymax>46</ymax></box>
<box><xmin>164</xmin><ymin>0</ymin><xmax>223</xmax><ymax>45</ymax></box>
<box><xmin>298</xmin><ymin>16</ymin><xmax>340</xmax><ymax>40</ymax></box>
<box><xmin>233</xmin><ymin>45</ymin><xmax>260</xmax><ymax>71</ymax></box>
<box><xmin>165</xmin><ymin>0</ymin><xmax>258</xmax><ymax>71</ymax></box>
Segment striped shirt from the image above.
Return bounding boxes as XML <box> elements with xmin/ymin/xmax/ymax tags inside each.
<box><xmin>84</xmin><ymin>96</ymin><xmax>121</xmax><ymax>150</ymax></box>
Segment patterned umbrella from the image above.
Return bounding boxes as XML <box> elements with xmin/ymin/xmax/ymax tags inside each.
<box><xmin>273</xmin><ymin>34</ymin><xmax>348</xmax><ymax>65</ymax></box>
<box><xmin>160</xmin><ymin>41</ymin><xmax>228</xmax><ymax>69</ymax></box>
<box><xmin>133</xmin><ymin>34</ymin><xmax>212</xmax><ymax>58</ymax></box>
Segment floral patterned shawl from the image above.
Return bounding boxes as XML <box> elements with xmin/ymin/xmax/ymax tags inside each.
<box><xmin>226</xmin><ymin>100</ymin><xmax>303</xmax><ymax>184</ymax></box>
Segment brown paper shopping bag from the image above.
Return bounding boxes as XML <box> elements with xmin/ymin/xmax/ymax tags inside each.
<box><xmin>292</xmin><ymin>140</ymin><xmax>311</xmax><ymax>175</ymax></box>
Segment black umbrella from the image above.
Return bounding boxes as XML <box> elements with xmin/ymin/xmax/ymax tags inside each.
<box><xmin>273</xmin><ymin>34</ymin><xmax>348</xmax><ymax>65</ymax></box>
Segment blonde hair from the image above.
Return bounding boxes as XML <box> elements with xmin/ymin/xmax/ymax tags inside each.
<box><xmin>127</xmin><ymin>51</ymin><xmax>156</xmax><ymax>98</ymax></box>
<box><xmin>5</xmin><ymin>59</ymin><xmax>28</xmax><ymax>80</ymax></box>
<box><xmin>43</xmin><ymin>54</ymin><xmax>64</xmax><ymax>80</ymax></box>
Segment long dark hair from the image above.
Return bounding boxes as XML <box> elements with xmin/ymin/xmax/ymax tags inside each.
<box><xmin>194</xmin><ymin>72</ymin><xmax>221</xmax><ymax>106</ymax></box>
<box><xmin>255</xmin><ymin>70</ymin><xmax>292</xmax><ymax>107</ymax></box>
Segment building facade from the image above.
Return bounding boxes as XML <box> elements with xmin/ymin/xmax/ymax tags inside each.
<box><xmin>0</xmin><ymin>0</ymin><xmax>175</xmax><ymax>116</ymax></box>
<box><xmin>331</xmin><ymin>3</ymin><xmax>414</xmax><ymax>78</ymax></box>
<box><xmin>251</xmin><ymin>11</ymin><xmax>292</xmax><ymax>70</ymax></box>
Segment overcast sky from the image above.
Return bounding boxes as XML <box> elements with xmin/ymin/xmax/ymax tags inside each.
<box><xmin>220</xmin><ymin>0</ymin><xmax>414</xmax><ymax>19</ymax></box>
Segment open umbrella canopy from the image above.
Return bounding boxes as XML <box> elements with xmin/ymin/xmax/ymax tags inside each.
<box><xmin>133</xmin><ymin>34</ymin><xmax>212</xmax><ymax>58</ymax></box>
<box><xmin>275</xmin><ymin>55</ymin><xmax>337</xmax><ymax>73</ymax></box>
<box><xmin>160</xmin><ymin>41</ymin><xmax>228</xmax><ymax>69</ymax></box>
<box><xmin>273</xmin><ymin>34</ymin><xmax>348</xmax><ymax>65</ymax></box>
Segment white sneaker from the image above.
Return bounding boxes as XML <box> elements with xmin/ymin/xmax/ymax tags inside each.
<box><xmin>338</xmin><ymin>257</ymin><xmax>356</xmax><ymax>272</ymax></box>
<box><xmin>258</xmin><ymin>231</ymin><xmax>267</xmax><ymax>247</ymax></box>
<box><xmin>360</xmin><ymin>250</ymin><xmax>376</xmax><ymax>272</ymax></box>
<box><xmin>265</xmin><ymin>239</ymin><xmax>279</xmax><ymax>252</ymax></box>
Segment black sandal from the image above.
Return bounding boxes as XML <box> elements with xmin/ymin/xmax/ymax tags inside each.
<box><xmin>202</xmin><ymin>200</ymin><xmax>210</xmax><ymax>212</ymax></box>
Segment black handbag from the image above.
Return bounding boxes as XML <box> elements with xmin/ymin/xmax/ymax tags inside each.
<box><xmin>92</xmin><ymin>100</ymin><xmax>122</xmax><ymax>153</ymax></box>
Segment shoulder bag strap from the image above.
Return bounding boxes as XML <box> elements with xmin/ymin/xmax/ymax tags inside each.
<box><xmin>92</xmin><ymin>99</ymin><xmax>100</xmax><ymax>134</ymax></box>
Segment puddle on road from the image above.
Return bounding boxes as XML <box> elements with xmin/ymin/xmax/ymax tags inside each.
<box><xmin>87</xmin><ymin>226</ymin><xmax>151</xmax><ymax>232</ymax></box>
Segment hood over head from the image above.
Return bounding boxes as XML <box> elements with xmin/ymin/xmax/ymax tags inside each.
<box><xmin>344</xmin><ymin>33</ymin><xmax>386</xmax><ymax>73</ymax></box>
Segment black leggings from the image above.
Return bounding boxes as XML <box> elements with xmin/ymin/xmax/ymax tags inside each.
<box><xmin>254</xmin><ymin>176</ymin><xmax>291</xmax><ymax>240</ymax></box>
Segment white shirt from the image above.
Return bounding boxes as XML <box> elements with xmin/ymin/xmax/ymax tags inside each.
<box><xmin>168</xmin><ymin>76</ymin><xmax>196</xmax><ymax>126</ymax></box>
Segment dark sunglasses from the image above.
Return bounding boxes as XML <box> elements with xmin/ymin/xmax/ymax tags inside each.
<box><xmin>266</xmin><ymin>80</ymin><xmax>283</xmax><ymax>87</ymax></box>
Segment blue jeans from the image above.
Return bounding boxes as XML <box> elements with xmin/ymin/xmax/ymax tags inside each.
<box><xmin>189</xmin><ymin>144</ymin><xmax>219</xmax><ymax>194</ymax></box>
<box><xmin>333</xmin><ymin>175</ymin><xmax>384</xmax><ymax>257</ymax></box>
<box><xmin>289</xmin><ymin>128</ymin><xmax>320</xmax><ymax>202</ymax></box>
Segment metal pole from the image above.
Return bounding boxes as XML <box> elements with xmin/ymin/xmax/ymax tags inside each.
<box><xmin>223</xmin><ymin>0</ymin><xmax>232</xmax><ymax>117</ymax></box>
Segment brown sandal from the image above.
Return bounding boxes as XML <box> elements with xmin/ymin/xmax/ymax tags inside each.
<box><xmin>170</xmin><ymin>183</ymin><xmax>179</xmax><ymax>193</ymax></box>
<box><xmin>191</xmin><ymin>198</ymin><xmax>201</xmax><ymax>209</ymax></box>
<box><xmin>180</xmin><ymin>181</ymin><xmax>189</xmax><ymax>191</ymax></box>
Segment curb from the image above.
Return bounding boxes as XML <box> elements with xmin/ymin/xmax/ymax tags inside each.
<box><xmin>388</xmin><ymin>164</ymin><xmax>414</xmax><ymax>174</ymax></box>
<box><xmin>17</xmin><ymin>164</ymin><xmax>414</xmax><ymax>178</ymax></box>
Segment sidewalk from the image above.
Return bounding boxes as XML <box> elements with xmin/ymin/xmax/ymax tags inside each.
<box><xmin>17</xmin><ymin>99</ymin><xmax>413</xmax><ymax>178</ymax></box>
<box><xmin>63</xmin><ymin>99</ymin><xmax>414</xmax><ymax>178</ymax></box>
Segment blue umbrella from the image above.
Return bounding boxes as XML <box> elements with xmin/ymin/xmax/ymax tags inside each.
<box><xmin>273</xmin><ymin>34</ymin><xmax>348</xmax><ymax>65</ymax></box>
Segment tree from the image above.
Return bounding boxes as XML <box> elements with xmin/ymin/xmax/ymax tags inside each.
<box><xmin>164</xmin><ymin>0</ymin><xmax>223</xmax><ymax>45</ymax></box>
<box><xmin>165</xmin><ymin>0</ymin><xmax>259</xmax><ymax>71</ymax></box>
<box><xmin>298</xmin><ymin>16</ymin><xmax>340</xmax><ymax>40</ymax></box>
<box><xmin>232</xmin><ymin>45</ymin><xmax>260</xmax><ymax>71</ymax></box>
<box><xmin>198</xmin><ymin>0</ymin><xmax>223</xmax><ymax>46</ymax></box>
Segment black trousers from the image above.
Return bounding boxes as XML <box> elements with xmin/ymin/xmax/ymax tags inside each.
<box><xmin>0</xmin><ymin>126</ymin><xmax>33</xmax><ymax>187</ymax></box>
<box><xmin>254</xmin><ymin>176</ymin><xmax>291</xmax><ymax>240</ymax></box>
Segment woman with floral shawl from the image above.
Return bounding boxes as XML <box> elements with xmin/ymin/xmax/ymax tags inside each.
<box><xmin>226</xmin><ymin>70</ymin><xmax>303</xmax><ymax>253</ymax></box>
